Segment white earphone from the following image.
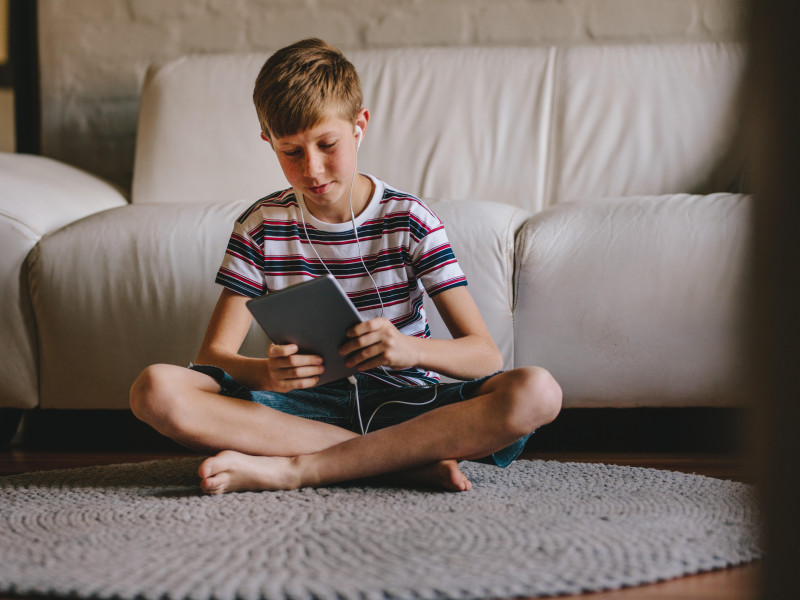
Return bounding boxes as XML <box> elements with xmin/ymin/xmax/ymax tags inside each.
<box><xmin>298</xmin><ymin>119</ymin><xmax>438</xmax><ymax>433</ymax></box>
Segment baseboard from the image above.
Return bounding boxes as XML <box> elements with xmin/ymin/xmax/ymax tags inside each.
<box><xmin>15</xmin><ymin>407</ymin><xmax>748</xmax><ymax>454</ymax></box>
<box><xmin>19</xmin><ymin>409</ymin><xmax>187</xmax><ymax>452</ymax></box>
<box><xmin>531</xmin><ymin>407</ymin><xmax>748</xmax><ymax>453</ymax></box>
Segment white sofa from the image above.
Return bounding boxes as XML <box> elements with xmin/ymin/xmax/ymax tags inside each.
<box><xmin>0</xmin><ymin>43</ymin><xmax>751</xmax><ymax>428</ymax></box>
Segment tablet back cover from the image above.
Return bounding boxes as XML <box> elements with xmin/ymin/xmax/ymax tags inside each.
<box><xmin>246</xmin><ymin>275</ymin><xmax>364</xmax><ymax>385</ymax></box>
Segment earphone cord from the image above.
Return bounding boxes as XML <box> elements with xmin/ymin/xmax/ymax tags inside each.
<box><xmin>299</xmin><ymin>128</ymin><xmax>434</xmax><ymax>435</ymax></box>
<box><xmin>298</xmin><ymin>148</ymin><xmax>385</xmax><ymax>318</ymax></box>
<box><xmin>352</xmin><ymin>379</ymin><xmax>439</xmax><ymax>435</ymax></box>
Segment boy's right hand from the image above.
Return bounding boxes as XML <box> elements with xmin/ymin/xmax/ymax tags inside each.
<box><xmin>265</xmin><ymin>343</ymin><xmax>324</xmax><ymax>392</ymax></box>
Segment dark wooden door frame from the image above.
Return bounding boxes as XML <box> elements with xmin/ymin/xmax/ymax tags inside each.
<box><xmin>8</xmin><ymin>0</ymin><xmax>40</xmax><ymax>154</ymax></box>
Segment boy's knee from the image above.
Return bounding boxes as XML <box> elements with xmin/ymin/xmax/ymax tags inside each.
<box><xmin>501</xmin><ymin>366</ymin><xmax>562</xmax><ymax>435</ymax></box>
<box><xmin>129</xmin><ymin>363</ymin><xmax>179</xmax><ymax>422</ymax></box>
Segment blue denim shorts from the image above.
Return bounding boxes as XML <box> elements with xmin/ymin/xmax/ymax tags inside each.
<box><xmin>189</xmin><ymin>365</ymin><xmax>532</xmax><ymax>468</ymax></box>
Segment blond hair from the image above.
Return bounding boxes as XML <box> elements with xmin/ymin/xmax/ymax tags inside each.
<box><xmin>253</xmin><ymin>38</ymin><xmax>363</xmax><ymax>139</ymax></box>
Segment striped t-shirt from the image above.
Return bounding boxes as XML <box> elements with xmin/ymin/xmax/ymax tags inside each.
<box><xmin>216</xmin><ymin>175</ymin><xmax>467</xmax><ymax>387</ymax></box>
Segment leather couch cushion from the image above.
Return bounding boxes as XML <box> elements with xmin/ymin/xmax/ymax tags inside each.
<box><xmin>133</xmin><ymin>47</ymin><xmax>554</xmax><ymax>212</ymax></box>
<box><xmin>29</xmin><ymin>201</ymin><xmax>255</xmax><ymax>409</ymax></box>
<box><xmin>514</xmin><ymin>193</ymin><xmax>751</xmax><ymax>408</ymax></box>
<box><xmin>548</xmin><ymin>44</ymin><xmax>744</xmax><ymax>205</ymax></box>
<box><xmin>30</xmin><ymin>199</ymin><xmax>525</xmax><ymax>408</ymax></box>
<box><xmin>132</xmin><ymin>44</ymin><xmax>743</xmax><ymax>213</ymax></box>
<box><xmin>425</xmin><ymin>199</ymin><xmax>531</xmax><ymax>377</ymax></box>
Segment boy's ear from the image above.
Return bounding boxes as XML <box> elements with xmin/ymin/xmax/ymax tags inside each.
<box><xmin>260</xmin><ymin>131</ymin><xmax>272</xmax><ymax>146</ymax></box>
<box><xmin>355</xmin><ymin>108</ymin><xmax>370</xmax><ymax>135</ymax></box>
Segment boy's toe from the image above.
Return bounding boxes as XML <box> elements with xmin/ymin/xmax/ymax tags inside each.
<box><xmin>201</xmin><ymin>473</ymin><xmax>228</xmax><ymax>494</ymax></box>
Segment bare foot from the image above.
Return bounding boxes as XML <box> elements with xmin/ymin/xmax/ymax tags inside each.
<box><xmin>198</xmin><ymin>450</ymin><xmax>300</xmax><ymax>494</ymax></box>
<box><xmin>198</xmin><ymin>451</ymin><xmax>472</xmax><ymax>494</ymax></box>
<box><xmin>382</xmin><ymin>459</ymin><xmax>473</xmax><ymax>492</ymax></box>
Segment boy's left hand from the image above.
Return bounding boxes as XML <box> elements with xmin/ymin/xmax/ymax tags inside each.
<box><xmin>339</xmin><ymin>317</ymin><xmax>418</xmax><ymax>371</ymax></box>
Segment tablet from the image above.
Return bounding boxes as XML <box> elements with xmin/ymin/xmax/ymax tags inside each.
<box><xmin>246</xmin><ymin>274</ymin><xmax>365</xmax><ymax>385</ymax></box>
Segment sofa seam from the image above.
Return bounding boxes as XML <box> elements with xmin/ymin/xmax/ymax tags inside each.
<box><xmin>508</xmin><ymin>208</ymin><xmax>531</xmax><ymax>370</ymax></box>
<box><xmin>542</xmin><ymin>46</ymin><xmax>562</xmax><ymax>209</ymax></box>
<box><xmin>24</xmin><ymin>243</ymin><xmax>43</xmax><ymax>409</ymax></box>
<box><xmin>0</xmin><ymin>210</ymin><xmax>44</xmax><ymax>239</ymax></box>
<box><xmin>506</xmin><ymin>210</ymin><xmax>515</xmax><ymax>370</ymax></box>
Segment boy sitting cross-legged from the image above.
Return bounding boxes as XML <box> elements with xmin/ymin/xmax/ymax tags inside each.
<box><xmin>130</xmin><ymin>38</ymin><xmax>562</xmax><ymax>493</ymax></box>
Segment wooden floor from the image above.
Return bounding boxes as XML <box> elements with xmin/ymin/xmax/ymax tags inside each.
<box><xmin>0</xmin><ymin>447</ymin><xmax>760</xmax><ymax>600</ymax></box>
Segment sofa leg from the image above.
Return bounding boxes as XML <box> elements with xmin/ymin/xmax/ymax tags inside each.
<box><xmin>0</xmin><ymin>409</ymin><xmax>24</xmax><ymax>448</ymax></box>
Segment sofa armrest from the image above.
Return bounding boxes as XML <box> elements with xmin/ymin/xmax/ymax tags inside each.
<box><xmin>513</xmin><ymin>193</ymin><xmax>752</xmax><ymax>408</ymax></box>
<box><xmin>0</xmin><ymin>153</ymin><xmax>128</xmax><ymax>236</ymax></box>
<box><xmin>0</xmin><ymin>153</ymin><xmax>128</xmax><ymax>409</ymax></box>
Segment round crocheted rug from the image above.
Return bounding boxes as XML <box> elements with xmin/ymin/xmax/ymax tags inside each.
<box><xmin>0</xmin><ymin>458</ymin><xmax>760</xmax><ymax>600</ymax></box>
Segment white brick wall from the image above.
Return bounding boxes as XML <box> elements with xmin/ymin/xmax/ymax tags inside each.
<box><xmin>587</xmin><ymin>0</ymin><xmax>696</xmax><ymax>38</ymax></box>
<box><xmin>37</xmin><ymin>0</ymin><xmax>748</xmax><ymax>193</ymax></box>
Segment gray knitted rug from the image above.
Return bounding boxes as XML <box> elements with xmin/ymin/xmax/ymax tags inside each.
<box><xmin>0</xmin><ymin>458</ymin><xmax>760</xmax><ymax>600</ymax></box>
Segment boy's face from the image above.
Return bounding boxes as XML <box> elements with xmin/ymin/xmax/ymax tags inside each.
<box><xmin>264</xmin><ymin>110</ymin><xmax>368</xmax><ymax>221</ymax></box>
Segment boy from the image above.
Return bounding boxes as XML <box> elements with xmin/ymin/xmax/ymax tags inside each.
<box><xmin>130</xmin><ymin>38</ymin><xmax>561</xmax><ymax>494</ymax></box>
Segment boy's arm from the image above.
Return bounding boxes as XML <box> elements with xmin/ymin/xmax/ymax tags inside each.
<box><xmin>422</xmin><ymin>285</ymin><xmax>504</xmax><ymax>379</ymax></box>
<box><xmin>341</xmin><ymin>286</ymin><xmax>503</xmax><ymax>381</ymax></box>
<box><xmin>195</xmin><ymin>288</ymin><xmax>324</xmax><ymax>392</ymax></box>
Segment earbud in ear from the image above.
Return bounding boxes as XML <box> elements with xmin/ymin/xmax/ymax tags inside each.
<box><xmin>355</xmin><ymin>125</ymin><xmax>363</xmax><ymax>150</ymax></box>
